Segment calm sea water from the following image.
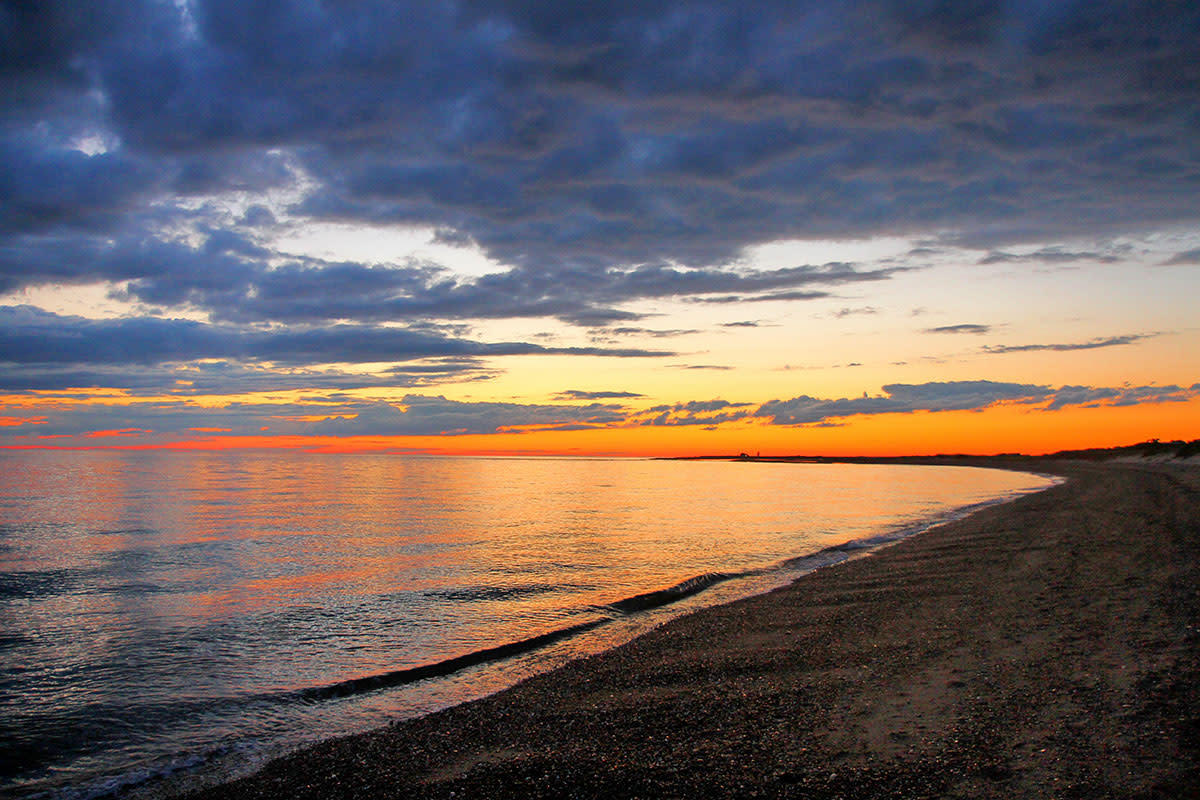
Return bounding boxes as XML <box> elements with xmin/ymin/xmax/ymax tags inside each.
<box><xmin>0</xmin><ymin>451</ymin><xmax>1055</xmax><ymax>799</ymax></box>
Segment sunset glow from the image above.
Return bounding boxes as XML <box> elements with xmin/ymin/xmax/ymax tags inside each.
<box><xmin>2</xmin><ymin>3</ymin><xmax>1198</xmax><ymax>456</ymax></box>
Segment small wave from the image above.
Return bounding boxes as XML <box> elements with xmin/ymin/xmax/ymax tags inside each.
<box><xmin>0</xmin><ymin>568</ymin><xmax>85</xmax><ymax>599</ymax></box>
<box><xmin>423</xmin><ymin>583</ymin><xmax>576</xmax><ymax>603</ymax></box>
<box><xmin>603</xmin><ymin>571</ymin><xmax>739</xmax><ymax>615</ymax></box>
<box><xmin>282</xmin><ymin>617</ymin><xmax>611</xmax><ymax>703</ymax></box>
<box><xmin>91</xmin><ymin>527</ymin><xmax>158</xmax><ymax>537</ymax></box>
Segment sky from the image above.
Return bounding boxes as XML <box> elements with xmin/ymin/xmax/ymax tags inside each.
<box><xmin>1</xmin><ymin>0</ymin><xmax>1198</xmax><ymax>456</ymax></box>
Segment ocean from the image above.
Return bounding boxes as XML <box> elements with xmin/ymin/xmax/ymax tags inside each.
<box><xmin>0</xmin><ymin>451</ymin><xmax>1055</xmax><ymax>799</ymax></box>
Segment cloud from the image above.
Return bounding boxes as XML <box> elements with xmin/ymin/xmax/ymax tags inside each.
<box><xmin>1043</xmin><ymin>384</ymin><xmax>1199</xmax><ymax>411</ymax></box>
<box><xmin>1161</xmin><ymin>248</ymin><xmax>1200</xmax><ymax>266</ymax></box>
<box><xmin>756</xmin><ymin>380</ymin><xmax>1200</xmax><ymax>426</ymax></box>
<box><xmin>833</xmin><ymin>307</ymin><xmax>878</xmax><ymax>318</ymax></box>
<box><xmin>755</xmin><ymin>380</ymin><xmax>1052</xmax><ymax>425</ymax></box>
<box><xmin>0</xmin><ymin>306</ymin><xmax>672</xmax><ymax>373</ymax></box>
<box><xmin>924</xmin><ymin>323</ymin><xmax>991</xmax><ymax>335</ymax></box>
<box><xmin>632</xmin><ymin>399</ymin><xmax>754</xmax><ymax>427</ymax></box>
<box><xmin>7</xmin><ymin>0</ymin><xmax>1195</xmax><ymax>298</ymax></box>
<box><xmin>601</xmin><ymin>327</ymin><xmax>700</xmax><ymax>338</ymax></box>
<box><xmin>0</xmin><ymin>229</ymin><xmax>901</xmax><ymax>327</ymax></box>
<box><xmin>3</xmin><ymin>1</ymin><xmax>1199</xmax><ymax>444</ymax></box>
<box><xmin>555</xmin><ymin>390</ymin><xmax>645</xmax><ymax>401</ymax></box>
<box><xmin>692</xmin><ymin>287</ymin><xmax>845</xmax><ymax>304</ymax></box>
<box><xmin>308</xmin><ymin>395</ymin><xmax>630</xmax><ymax>437</ymax></box>
<box><xmin>978</xmin><ymin>248</ymin><xmax>1122</xmax><ymax>265</ymax></box>
<box><xmin>0</xmin><ymin>392</ymin><xmax>634</xmax><ymax>440</ymax></box>
<box><xmin>5</xmin><ymin>378</ymin><xmax>1195</xmax><ymax>444</ymax></box>
<box><xmin>982</xmin><ymin>333</ymin><xmax>1158</xmax><ymax>354</ymax></box>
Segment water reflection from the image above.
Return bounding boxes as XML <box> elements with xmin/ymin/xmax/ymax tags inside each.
<box><xmin>0</xmin><ymin>451</ymin><xmax>1053</xmax><ymax>799</ymax></box>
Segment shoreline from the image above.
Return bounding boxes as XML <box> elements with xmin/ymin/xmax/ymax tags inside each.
<box><xmin>183</xmin><ymin>459</ymin><xmax>1198</xmax><ymax>798</ymax></box>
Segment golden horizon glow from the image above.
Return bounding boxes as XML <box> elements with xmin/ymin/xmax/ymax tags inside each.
<box><xmin>4</xmin><ymin>395</ymin><xmax>1197</xmax><ymax>458</ymax></box>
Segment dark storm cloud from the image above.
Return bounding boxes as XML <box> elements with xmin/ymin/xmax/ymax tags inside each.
<box><xmin>0</xmin><ymin>133</ymin><xmax>163</xmax><ymax>235</ymax></box>
<box><xmin>982</xmin><ymin>333</ymin><xmax>1158</xmax><ymax>354</ymax></box>
<box><xmin>6</xmin><ymin>1</ymin><xmax>1198</xmax><ymax>281</ymax></box>
<box><xmin>0</xmin><ymin>306</ymin><xmax>671</xmax><ymax>369</ymax></box>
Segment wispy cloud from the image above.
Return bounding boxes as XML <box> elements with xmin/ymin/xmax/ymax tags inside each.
<box><xmin>833</xmin><ymin>307</ymin><xmax>878</xmax><ymax>318</ymax></box>
<box><xmin>982</xmin><ymin>334</ymin><xmax>1159</xmax><ymax>354</ymax></box>
<box><xmin>924</xmin><ymin>324</ymin><xmax>991</xmax><ymax>335</ymax></box>
<box><xmin>978</xmin><ymin>248</ymin><xmax>1121</xmax><ymax>265</ymax></box>
<box><xmin>555</xmin><ymin>390</ymin><xmax>644</xmax><ymax>401</ymax></box>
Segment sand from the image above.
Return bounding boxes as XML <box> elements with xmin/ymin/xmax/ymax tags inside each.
<box><xmin>187</xmin><ymin>461</ymin><xmax>1200</xmax><ymax>799</ymax></box>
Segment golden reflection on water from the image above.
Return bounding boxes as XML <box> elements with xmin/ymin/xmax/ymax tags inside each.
<box><xmin>0</xmin><ymin>450</ymin><xmax>1056</xmax><ymax>799</ymax></box>
<box><xmin>3</xmin><ymin>452</ymin><xmax>1046</xmax><ymax>637</ymax></box>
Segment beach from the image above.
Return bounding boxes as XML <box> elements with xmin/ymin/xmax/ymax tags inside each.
<box><xmin>186</xmin><ymin>460</ymin><xmax>1199</xmax><ymax>799</ymax></box>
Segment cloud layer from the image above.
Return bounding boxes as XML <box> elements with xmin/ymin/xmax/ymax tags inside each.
<box><xmin>2</xmin><ymin>2</ymin><xmax>1197</xmax><ymax>442</ymax></box>
<box><xmin>5</xmin><ymin>3</ymin><xmax>1200</xmax><ymax>311</ymax></box>
<box><xmin>4</xmin><ymin>380</ymin><xmax>1195</xmax><ymax>445</ymax></box>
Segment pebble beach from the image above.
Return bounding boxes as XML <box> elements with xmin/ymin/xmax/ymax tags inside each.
<box><xmin>185</xmin><ymin>460</ymin><xmax>1200</xmax><ymax>799</ymax></box>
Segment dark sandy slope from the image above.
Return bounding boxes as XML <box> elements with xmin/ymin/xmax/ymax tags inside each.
<box><xmin>189</xmin><ymin>462</ymin><xmax>1200</xmax><ymax>799</ymax></box>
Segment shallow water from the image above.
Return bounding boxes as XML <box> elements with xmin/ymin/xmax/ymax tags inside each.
<box><xmin>0</xmin><ymin>451</ymin><xmax>1054</xmax><ymax>798</ymax></box>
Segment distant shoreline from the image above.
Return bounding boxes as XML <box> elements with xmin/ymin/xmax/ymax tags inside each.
<box><xmin>659</xmin><ymin>437</ymin><xmax>1200</xmax><ymax>467</ymax></box>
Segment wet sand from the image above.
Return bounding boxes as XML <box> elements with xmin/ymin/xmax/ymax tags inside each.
<box><xmin>189</xmin><ymin>461</ymin><xmax>1200</xmax><ymax>799</ymax></box>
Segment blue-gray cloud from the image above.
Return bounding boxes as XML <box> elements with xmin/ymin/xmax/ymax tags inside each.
<box><xmin>925</xmin><ymin>324</ymin><xmax>992</xmax><ymax>334</ymax></box>
<box><xmin>0</xmin><ymin>394</ymin><xmax>631</xmax><ymax>439</ymax></box>
<box><xmin>556</xmin><ymin>390</ymin><xmax>645</xmax><ymax>401</ymax></box>
<box><xmin>0</xmin><ymin>358</ymin><xmax>498</xmax><ymax>396</ymax></box>
<box><xmin>0</xmin><ymin>306</ymin><xmax>671</xmax><ymax>372</ymax></box>
<box><xmin>630</xmin><ymin>399</ymin><xmax>755</xmax><ymax>428</ymax></box>
<box><xmin>982</xmin><ymin>333</ymin><xmax>1158</xmax><ymax>354</ymax></box>
<box><xmin>3</xmin><ymin>379</ymin><xmax>1195</xmax><ymax>443</ymax></box>
<box><xmin>756</xmin><ymin>380</ymin><xmax>1200</xmax><ymax>426</ymax></box>
<box><xmin>1162</xmin><ymin>248</ymin><xmax>1200</xmax><ymax>266</ymax></box>
<box><xmin>308</xmin><ymin>396</ymin><xmax>630</xmax><ymax>437</ymax></box>
<box><xmin>5</xmin><ymin>1</ymin><xmax>1198</xmax><ymax>265</ymax></box>
<box><xmin>3</xmin><ymin>1</ymin><xmax>1199</xmax><ymax>397</ymax></box>
<box><xmin>0</xmin><ymin>229</ymin><xmax>898</xmax><ymax>328</ymax></box>
<box><xmin>978</xmin><ymin>248</ymin><xmax>1123</xmax><ymax>265</ymax></box>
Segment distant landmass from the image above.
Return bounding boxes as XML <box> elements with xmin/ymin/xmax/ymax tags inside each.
<box><xmin>669</xmin><ymin>439</ymin><xmax>1200</xmax><ymax>464</ymax></box>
